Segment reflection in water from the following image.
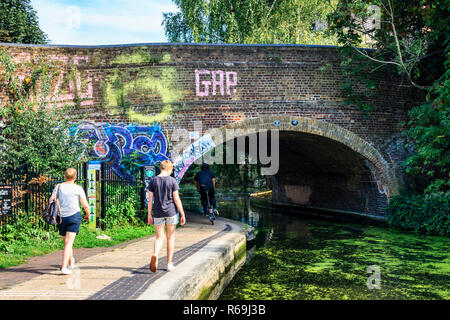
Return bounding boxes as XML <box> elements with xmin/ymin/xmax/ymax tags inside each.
<box><xmin>182</xmin><ymin>193</ymin><xmax>450</xmax><ymax>300</ymax></box>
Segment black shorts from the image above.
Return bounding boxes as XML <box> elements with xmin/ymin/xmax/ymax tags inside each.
<box><xmin>57</xmin><ymin>212</ymin><xmax>81</xmax><ymax>236</ymax></box>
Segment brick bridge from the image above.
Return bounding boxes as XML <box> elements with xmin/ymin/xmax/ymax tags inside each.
<box><xmin>1</xmin><ymin>43</ymin><xmax>421</xmax><ymax>218</ymax></box>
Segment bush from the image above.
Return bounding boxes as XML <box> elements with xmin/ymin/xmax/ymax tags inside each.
<box><xmin>103</xmin><ymin>192</ymin><xmax>145</xmax><ymax>228</ymax></box>
<box><xmin>0</xmin><ymin>48</ymin><xmax>89</xmax><ymax>178</ymax></box>
<box><xmin>387</xmin><ymin>192</ymin><xmax>450</xmax><ymax>235</ymax></box>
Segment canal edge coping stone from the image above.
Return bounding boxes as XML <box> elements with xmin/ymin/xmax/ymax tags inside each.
<box><xmin>137</xmin><ymin>217</ymin><xmax>249</xmax><ymax>300</ymax></box>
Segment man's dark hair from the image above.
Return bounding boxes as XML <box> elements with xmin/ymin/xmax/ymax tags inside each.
<box><xmin>201</xmin><ymin>163</ymin><xmax>209</xmax><ymax>170</ymax></box>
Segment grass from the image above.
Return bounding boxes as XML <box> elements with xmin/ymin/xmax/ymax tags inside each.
<box><xmin>0</xmin><ymin>222</ymin><xmax>155</xmax><ymax>269</ymax></box>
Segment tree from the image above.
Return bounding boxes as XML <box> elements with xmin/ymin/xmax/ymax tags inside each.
<box><xmin>403</xmin><ymin>42</ymin><xmax>449</xmax><ymax>193</ymax></box>
<box><xmin>162</xmin><ymin>0</ymin><xmax>339</xmax><ymax>45</ymax></box>
<box><xmin>0</xmin><ymin>48</ymin><xmax>87</xmax><ymax>178</ymax></box>
<box><xmin>328</xmin><ymin>0</ymin><xmax>447</xmax><ymax>91</ymax></box>
<box><xmin>0</xmin><ymin>0</ymin><xmax>48</xmax><ymax>44</ymax></box>
<box><xmin>327</xmin><ymin>0</ymin><xmax>449</xmax><ymax>194</ymax></box>
<box><xmin>326</xmin><ymin>0</ymin><xmax>449</xmax><ymax>233</ymax></box>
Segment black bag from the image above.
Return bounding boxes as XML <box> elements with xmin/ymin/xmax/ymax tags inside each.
<box><xmin>41</xmin><ymin>184</ymin><xmax>62</xmax><ymax>225</ymax></box>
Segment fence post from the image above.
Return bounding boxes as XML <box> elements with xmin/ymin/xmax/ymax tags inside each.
<box><xmin>140</xmin><ymin>166</ymin><xmax>146</xmax><ymax>211</ymax></box>
<box><xmin>83</xmin><ymin>162</ymin><xmax>88</xmax><ymax>196</ymax></box>
<box><xmin>141</xmin><ymin>165</ymin><xmax>156</xmax><ymax>213</ymax></box>
<box><xmin>24</xmin><ymin>164</ymin><xmax>29</xmax><ymax>215</ymax></box>
<box><xmin>100</xmin><ymin>163</ymin><xmax>106</xmax><ymax>230</ymax></box>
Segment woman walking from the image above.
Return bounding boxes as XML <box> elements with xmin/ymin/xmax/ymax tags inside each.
<box><xmin>147</xmin><ymin>160</ymin><xmax>186</xmax><ymax>272</ymax></box>
<box><xmin>49</xmin><ymin>168</ymin><xmax>89</xmax><ymax>275</ymax></box>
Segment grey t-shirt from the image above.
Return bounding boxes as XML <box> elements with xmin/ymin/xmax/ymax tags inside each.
<box><xmin>52</xmin><ymin>183</ymin><xmax>87</xmax><ymax>218</ymax></box>
<box><xmin>147</xmin><ymin>175</ymin><xmax>179</xmax><ymax>218</ymax></box>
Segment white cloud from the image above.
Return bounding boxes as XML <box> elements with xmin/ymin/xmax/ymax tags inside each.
<box><xmin>31</xmin><ymin>0</ymin><xmax>179</xmax><ymax>45</ymax></box>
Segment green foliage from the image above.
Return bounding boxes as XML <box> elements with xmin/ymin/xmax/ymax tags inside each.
<box><xmin>1</xmin><ymin>214</ymin><xmax>57</xmax><ymax>246</ymax></box>
<box><xmin>328</xmin><ymin>1</ymin><xmax>449</xmax><ymax>205</ymax></box>
<box><xmin>0</xmin><ymin>48</ymin><xmax>89</xmax><ymax>178</ymax></box>
<box><xmin>120</xmin><ymin>151</ymin><xmax>145</xmax><ymax>177</ymax></box>
<box><xmin>0</xmin><ymin>0</ymin><xmax>48</xmax><ymax>44</ymax></box>
<box><xmin>180</xmin><ymin>146</ymin><xmax>267</xmax><ymax>191</ymax></box>
<box><xmin>209</xmin><ymin>163</ymin><xmax>265</xmax><ymax>191</ymax></box>
<box><xmin>402</xmin><ymin>42</ymin><xmax>450</xmax><ymax>193</ymax></box>
<box><xmin>163</xmin><ymin>0</ymin><xmax>339</xmax><ymax>45</ymax></box>
<box><xmin>328</xmin><ymin>0</ymin><xmax>447</xmax><ymax>88</ymax></box>
<box><xmin>387</xmin><ymin>191</ymin><xmax>450</xmax><ymax>235</ymax></box>
<box><xmin>103</xmin><ymin>188</ymin><xmax>145</xmax><ymax>228</ymax></box>
<box><xmin>327</xmin><ymin>0</ymin><xmax>449</xmax><ymax>112</ymax></box>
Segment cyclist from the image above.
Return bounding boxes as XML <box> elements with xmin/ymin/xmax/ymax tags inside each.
<box><xmin>194</xmin><ymin>163</ymin><xmax>219</xmax><ymax>217</ymax></box>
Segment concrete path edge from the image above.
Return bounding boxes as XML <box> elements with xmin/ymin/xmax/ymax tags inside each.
<box><xmin>138</xmin><ymin>217</ymin><xmax>248</xmax><ymax>300</ymax></box>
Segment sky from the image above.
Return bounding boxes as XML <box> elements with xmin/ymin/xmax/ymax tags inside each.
<box><xmin>30</xmin><ymin>0</ymin><xmax>179</xmax><ymax>45</ymax></box>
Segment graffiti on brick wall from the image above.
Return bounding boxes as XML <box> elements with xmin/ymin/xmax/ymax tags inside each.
<box><xmin>173</xmin><ymin>134</ymin><xmax>216</xmax><ymax>183</ymax></box>
<box><xmin>102</xmin><ymin>66</ymin><xmax>184</xmax><ymax>124</ymax></box>
<box><xmin>12</xmin><ymin>53</ymin><xmax>95</xmax><ymax>107</ymax></box>
<box><xmin>195</xmin><ymin>69</ymin><xmax>237</xmax><ymax>96</ymax></box>
<box><xmin>53</xmin><ymin>55</ymin><xmax>94</xmax><ymax>107</ymax></box>
<box><xmin>364</xmin><ymin>160</ymin><xmax>388</xmax><ymax>195</ymax></box>
<box><xmin>75</xmin><ymin>122</ymin><xmax>170</xmax><ymax>180</ymax></box>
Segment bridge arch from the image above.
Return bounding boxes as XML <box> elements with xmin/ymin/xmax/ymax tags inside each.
<box><xmin>175</xmin><ymin>115</ymin><xmax>399</xmax><ymax>209</ymax></box>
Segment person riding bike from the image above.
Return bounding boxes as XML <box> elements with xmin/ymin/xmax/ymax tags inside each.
<box><xmin>194</xmin><ymin>163</ymin><xmax>219</xmax><ymax>217</ymax></box>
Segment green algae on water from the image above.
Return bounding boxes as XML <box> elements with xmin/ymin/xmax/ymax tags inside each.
<box><xmin>216</xmin><ymin>199</ymin><xmax>450</xmax><ymax>300</ymax></box>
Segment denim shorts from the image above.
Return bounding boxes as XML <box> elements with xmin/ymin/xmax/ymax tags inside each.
<box><xmin>57</xmin><ymin>212</ymin><xmax>81</xmax><ymax>236</ymax></box>
<box><xmin>153</xmin><ymin>214</ymin><xmax>179</xmax><ymax>226</ymax></box>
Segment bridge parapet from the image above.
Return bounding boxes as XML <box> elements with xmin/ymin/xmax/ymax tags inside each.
<box><xmin>0</xmin><ymin>43</ymin><xmax>422</xmax><ymax>214</ymax></box>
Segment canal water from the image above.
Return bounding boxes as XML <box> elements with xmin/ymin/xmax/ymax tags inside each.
<box><xmin>183</xmin><ymin>194</ymin><xmax>449</xmax><ymax>300</ymax></box>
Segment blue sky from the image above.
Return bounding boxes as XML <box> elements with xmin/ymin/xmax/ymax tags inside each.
<box><xmin>31</xmin><ymin>0</ymin><xmax>179</xmax><ymax>45</ymax></box>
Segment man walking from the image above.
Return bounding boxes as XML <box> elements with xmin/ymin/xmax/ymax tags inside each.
<box><xmin>194</xmin><ymin>163</ymin><xmax>219</xmax><ymax>216</ymax></box>
<box><xmin>147</xmin><ymin>160</ymin><xmax>186</xmax><ymax>272</ymax></box>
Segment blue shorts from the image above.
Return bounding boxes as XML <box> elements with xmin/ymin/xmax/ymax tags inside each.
<box><xmin>153</xmin><ymin>214</ymin><xmax>179</xmax><ymax>226</ymax></box>
<box><xmin>58</xmin><ymin>212</ymin><xmax>81</xmax><ymax>236</ymax></box>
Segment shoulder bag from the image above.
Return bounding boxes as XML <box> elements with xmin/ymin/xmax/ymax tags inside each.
<box><xmin>41</xmin><ymin>184</ymin><xmax>62</xmax><ymax>225</ymax></box>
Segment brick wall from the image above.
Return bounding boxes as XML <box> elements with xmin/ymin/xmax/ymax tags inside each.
<box><xmin>1</xmin><ymin>43</ymin><xmax>420</xmax><ymax>140</ymax></box>
<box><xmin>0</xmin><ymin>43</ymin><xmax>423</xmax><ymax>215</ymax></box>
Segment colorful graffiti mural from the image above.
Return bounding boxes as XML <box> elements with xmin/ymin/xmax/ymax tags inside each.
<box><xmin>74</xmin><ymin>122</ymin><xmax>170</xmax><ymax>180</ymax></box>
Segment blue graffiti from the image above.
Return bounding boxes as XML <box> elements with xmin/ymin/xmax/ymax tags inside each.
<box><xmin>74</xmin><ymin>122</ymin><xmax>170</xmax><ymax>180</ymax></box>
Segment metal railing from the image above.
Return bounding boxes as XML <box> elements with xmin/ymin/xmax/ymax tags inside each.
<box><xmin>0</xmin><ymin>162</ymin><xmax>146</xmax><ymax>237</ymax></box>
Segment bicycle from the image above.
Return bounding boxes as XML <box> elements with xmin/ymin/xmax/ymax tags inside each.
<box><xmin>203</xmin><ymin>188</ymin><xmax>216</xmax><ymax>225</ymax></box>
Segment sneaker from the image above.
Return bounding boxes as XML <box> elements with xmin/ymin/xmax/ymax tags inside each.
<box><xmin>167</xmin><ymin>263</ymin><xmax>176</xmax><ymax>272</ymax></box>
<box><xmin>150</xmin><ymin>255</ymin><xmax>158</xmax><ymax>272</ymax></box>
<box><xmin>214</xmin><ymin>209</ymin><xmax>219</xmax><ymax>216</ymax></box>
<box><xmin>61</xmin><ymin>267</ymin><xmax>73</xmax><ymax>275</ymax></box>
<box><xmin>68</xmin><ymin>257</ymin><xmax>76</xmax><ymax>270</ymax></box>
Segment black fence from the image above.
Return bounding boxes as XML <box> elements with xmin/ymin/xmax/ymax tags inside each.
<box><xmin>0</xmin><ymin>162</ymin><xmax>148</xmax><ymax>237</ymax></box>
<box><xmin>100</xmin><ymin>162</ymin><xmax>146</xmax><ymax>225</ymax></box>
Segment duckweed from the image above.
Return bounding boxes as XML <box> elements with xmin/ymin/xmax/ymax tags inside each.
<box><xmin>214</xmin><ymin>198</ymin><xmax>450</xmax><ymax>300</ymax></box>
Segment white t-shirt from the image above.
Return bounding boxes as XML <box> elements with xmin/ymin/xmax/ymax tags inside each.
<box><xmin>52</xmin><ymin>183</ymin><xmax>87</xmax><ymax>217</ymax></box>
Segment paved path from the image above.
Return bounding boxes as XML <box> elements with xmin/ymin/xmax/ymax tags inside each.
<box><xmin>0</xmin><ymin>213</ymin><xmax>247</xmax><ymax>300</ymax></box>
